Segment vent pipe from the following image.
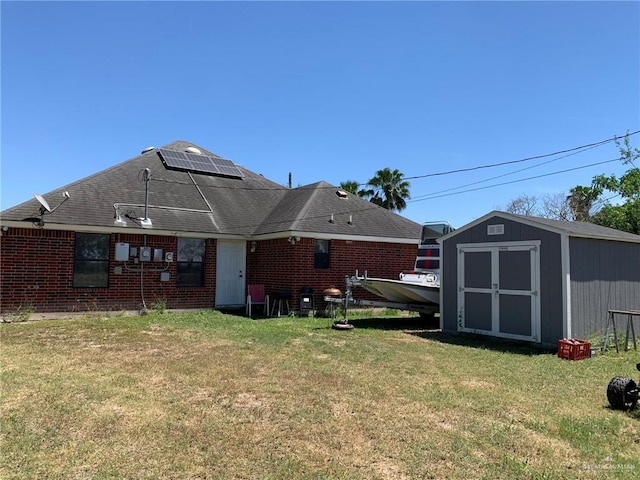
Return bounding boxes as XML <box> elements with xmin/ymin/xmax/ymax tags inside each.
<box><xmin>140</xmin><ymin>168</ymin><xmax>152</xmax><ymax>228</ymax></box>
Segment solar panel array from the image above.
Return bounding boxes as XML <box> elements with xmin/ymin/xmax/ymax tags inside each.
<box><xmin>157</xmin><ymin>148</ymin><xmax>244</xmax><ymax>178</ymax></box>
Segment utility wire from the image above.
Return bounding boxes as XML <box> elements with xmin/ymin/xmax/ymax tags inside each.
<box><xmin>410</xmin><ymin>142</ymin><xmax>609</xmax><ymax>201</ymax></box>
<box><xmin>144</xmin><ymin>131</ymin><xmax>638</xmax><ymax>228</ymax></box>
<box><xmin>409</xmin><ymin>158</ymin><xmax>621</xmax><ymax>202</ymax></box>
<box><xmin>401</xmin><ymin>130</ymin><xmax>639</xmax><ymax>183</ymax></box>
<box><xmin>150</xmin><ymin>130</ymin><xmax>639</xmax><ymax>192</ymax></box>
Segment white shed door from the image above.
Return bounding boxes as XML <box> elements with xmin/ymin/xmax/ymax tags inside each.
<box><xmin>457</xmin><ymin>242</ymin><xmax>541</xmax><ymax>342</ymax></box>
<box><xmin>215</xmin><ymin>240</ymin><xmax>246</xmax><ymax>307</ymax></box>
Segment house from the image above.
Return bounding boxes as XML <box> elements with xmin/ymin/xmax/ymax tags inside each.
<box><xmin>439</xmin><ymin>211</ymin><xmax>640</xmax><ymax>346</ymax></box>
<box><xmin>0</xmin><ymin>141</ymin><xmax>422</xmax><ymax>316</ymax></box>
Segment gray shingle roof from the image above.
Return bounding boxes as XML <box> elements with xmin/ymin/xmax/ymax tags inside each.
<box><xmin>515</xmin><ymin>212</ymin><xmax>640</xmax><ymax>242</ymax></box>
<box><xmin>1</xmin><ymin>141</ymin><xmax>422</xmax><ymax>241</ymax></box>
<box><xmin>254</xmin><ymin>181</ymin><xmax>421</xmax><ymax>239</ymax></box>
<box><xmin>443</xmin><ymin>210</ymin><xmax>640</xmax><ymax>244</ymax></box>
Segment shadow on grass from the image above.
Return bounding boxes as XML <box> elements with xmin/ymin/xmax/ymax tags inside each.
<box><xmin>412</xmin><ymin>330</ymin><xmax>556</xmax><ymax>356</ymax></box>
<box><xmin>347</xmin><ymin>316</ymin><xmax>554</xmax><ymax>356</ymax></box>
<box><xmin>347</xmin><ymin>316</ymin><xmax>439</xmax><ymax>331</ymax></box>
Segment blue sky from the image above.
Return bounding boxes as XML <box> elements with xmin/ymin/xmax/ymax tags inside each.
<box><xmin>2</xmin><ymin>1</ymin><xmax>639</xmax><ymax>228</ymax></box>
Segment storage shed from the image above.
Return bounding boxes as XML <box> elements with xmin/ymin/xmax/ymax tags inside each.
<box><xmin>439</xmin><ymin>211</ymin><xmax>640</xmax><ymax>347</ymax></box>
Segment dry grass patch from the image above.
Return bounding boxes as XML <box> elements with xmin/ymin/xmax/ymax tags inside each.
<box><xmin>1</xmin><ymin>311</ymin><xmax>639</xmax><ymax>479</ymax></box>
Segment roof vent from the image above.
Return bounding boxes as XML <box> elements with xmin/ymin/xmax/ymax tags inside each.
<box><xmin>185</xmin><ymin>146</ymin><xmax>202</xmax><ymax>155</ymax></box>
<box><xmin>336</xmin><ymin>189</ymin><xmax>348</xmax><ymax>198</ymax></box>
<box><xmin>141</xmin><ymin>146</ymin><xmax>155</xmax><ymax>154</ymax></box>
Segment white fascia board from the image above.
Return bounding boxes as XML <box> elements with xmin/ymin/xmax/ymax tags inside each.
<box><xmin>2</xmin><ymin>221</ymin><xmax>420</xmax><ymax>245</ymax></box>
<box><xmin>251</xmin><ymin>231</ymin><xmax>419</xmax><ymax>244</ymax></box>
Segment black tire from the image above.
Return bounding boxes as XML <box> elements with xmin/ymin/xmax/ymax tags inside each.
<box><xmin>419</xmin><ymin>312</ymin><xmax>439</xmax><ymax>329</ymax></box>
<box><xmin>607</xmin><ymin>376</ymin><xmax>638</xmax><ymax>410</ymax></box>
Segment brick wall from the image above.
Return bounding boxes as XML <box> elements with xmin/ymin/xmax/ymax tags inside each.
<box><xmin>0</xmin><ymin>228</ymin><xmax>216</xmax><ymax>313</ymax></box>
<box><xmin>246</xmin><ymin>237</ymin><xmax>417</xmax><ymax>312</ymax></box>
<box><xmin>1</xmin><ymin>227</ymin><xmax>416</xmax><ymax>314</ymax></box>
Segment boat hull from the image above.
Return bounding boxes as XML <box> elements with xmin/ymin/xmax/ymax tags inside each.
<box><xmin>355</xmin><ymin>276</ymin><xmax>440</xmax><ymax>305</ymax></box>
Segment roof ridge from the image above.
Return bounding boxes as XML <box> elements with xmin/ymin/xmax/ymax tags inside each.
<box><xmin>288</xmin><ymin>185</ymin><xmax>326</xmax><ymax>231</ymax></box>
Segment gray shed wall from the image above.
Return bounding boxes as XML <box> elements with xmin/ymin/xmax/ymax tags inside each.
<box><xmin>569</xmin><ymin>237</ymin><xmax>640</xmax><ymax>339</ymax></box>
<box><xmin>441</xmin><ymin>216</ymin><xmax>565</xmax><ymax>345</ymax></box>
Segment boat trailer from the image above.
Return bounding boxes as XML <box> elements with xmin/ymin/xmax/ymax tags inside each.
<box><xmin>326</xmin><ymin>274</ymin><xmax>440</xmax><ymax>330</ymax></box>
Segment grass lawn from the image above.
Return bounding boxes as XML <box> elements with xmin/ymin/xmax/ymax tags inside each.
<box><xmin>1</xmin><ymin>310</ymin><xmax>639</xmax><ymax>479</ymax></box>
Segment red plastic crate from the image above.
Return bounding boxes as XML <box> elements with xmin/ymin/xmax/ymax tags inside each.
<box><xmin>557</xmin><ymin>338</ymin><xmax>591</xmax><ymax>361</ymax></box>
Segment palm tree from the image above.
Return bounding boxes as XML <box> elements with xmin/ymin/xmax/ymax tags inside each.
<box><xmin>339</xmin><ymin>180</ymin><xmax>374</xmax><ymax>199</ymax></box>
<box><xmin>366</xmin><ymin>168</ymin><xmax>411</xmax><ymax>212</ymax></box>
<box><xmin>567</xmin><ymin>185</ymin><xmax>602</xmax><ymax>222</ymax></box>
<box><xmin>340</xmin><ymin>180</ymin><xmax>361</xmax><ymax>195</ymax></box>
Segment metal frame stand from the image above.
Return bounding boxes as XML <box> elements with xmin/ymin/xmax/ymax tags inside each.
<box><xmin>603</xmin><ymin>309</ymin><xmax>639</xmax><ymax>353</ymax></box>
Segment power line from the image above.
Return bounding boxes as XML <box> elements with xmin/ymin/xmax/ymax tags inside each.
<box><xmin>409</xmin><ymin>142</ymin><xmax>610</xmax><ymax>201</ymax></box>
<box><xmin>409</xmin><ymin>157</ymin><xmax>621</xmax><ymax>202</ymax></box>
<box><xmin>147</xmin><ymin>131</ymin><xmax>639</xmax><ymax>209</ymax></box>
<box><xmin>400</xmin><ymin>130</ymin><xmax>639</xmax><ymax>182</ymax></box>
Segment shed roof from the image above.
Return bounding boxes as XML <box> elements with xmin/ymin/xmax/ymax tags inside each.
<box><xmin>441</xmin><ymin>210</ymin><xmax>640</xmax><ymax>244</ymax></box>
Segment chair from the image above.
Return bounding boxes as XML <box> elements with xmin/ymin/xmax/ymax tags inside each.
<box><xmin>246</xmin><ymin>284</ymin><xmax>270</xmax><ymax>317</ymax></box>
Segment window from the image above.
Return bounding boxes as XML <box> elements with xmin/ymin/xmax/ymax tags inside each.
<box><xmin>177</xmin><ymin>238</ymin><xmax>205</xmax><ymax>286</ymax></box>
<box><xmin>314</xmin><ymin>239</ymin><xmax>330</xmax><ymax>269</ymax></box>
<box><xmin>487</xmin><ymin>224</ymin><xmax>505</xmax><ymax>235</ymax></box>
<box><xmin>73</xmin><ymin>233</ymin><xmax>110</xmax><ymax>288</ymax></box>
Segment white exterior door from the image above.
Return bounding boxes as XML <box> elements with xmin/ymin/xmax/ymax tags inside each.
<box><xmin>457</xmin><ymin>241</ymin><xmax>541</xmax><ymax>342</ymax></box>
<box><xmin>215</xmin><ymin>240</ymin><xmax>246</xmax><ymax>307</ymax></box>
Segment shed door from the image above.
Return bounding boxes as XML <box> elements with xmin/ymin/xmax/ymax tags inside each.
<box><xmin>215</xmin><ymin>240</ymin><xmax>246</xmax><ymax>307</ymax></box>
<box><xmin>457</xmin><ymin>242</ymin><xmax>541</xmax><ymax>342</ymax></box>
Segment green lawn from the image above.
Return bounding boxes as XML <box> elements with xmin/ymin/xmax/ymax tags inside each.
<box><xmin>1</xmin><ymin>310</ymin><xmax>639</xmax><ymax>479</ymax></box>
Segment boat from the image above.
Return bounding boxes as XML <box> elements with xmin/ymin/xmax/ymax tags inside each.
<box><xmin>353</xmin><ymin>221</ymin><xmax>453</xmax><ymax>306</ymax></box>
<box><xmin>354</xmin><ymin>273</ymin><xmax>440</xmax><ymax>305</ymax></box>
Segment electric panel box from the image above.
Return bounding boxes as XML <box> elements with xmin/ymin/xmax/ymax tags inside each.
<box><xmin>115</xmin><ymin>242</ymin><xmax>130</xmax><ymax>261</ymax></box>
<box><xmin>139</xmin><ymin>246</ymin><xmax>152</xmax><ymax>262</ymax></box>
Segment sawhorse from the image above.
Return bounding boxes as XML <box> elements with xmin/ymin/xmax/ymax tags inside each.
<box><xmin>602</xmin><ymin>309</ymin><xmax>640</xmax><ymax>353</ymax></box>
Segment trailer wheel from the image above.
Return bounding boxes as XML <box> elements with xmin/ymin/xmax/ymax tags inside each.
<box><xmin>607</xmin><ymin>376</ymin><xmax>638</xmax><ymax>410</ymax></box>
<box><xmin>419</xmin><ymin>312</ymin><xmax>439</xmax><ymax>329</ymax></box>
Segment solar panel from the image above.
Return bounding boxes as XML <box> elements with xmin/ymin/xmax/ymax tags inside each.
<box><xmin>157</xmin><ymin>148</ymin><xmax>244</xmax><ymax>178</ymax></box>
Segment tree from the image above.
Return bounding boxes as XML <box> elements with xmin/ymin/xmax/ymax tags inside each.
<box><xmin>505</xmin><ymin>194</ymin><xmax>540</xmax><ymax>216</ymax></box>
<box><xmin>503</xmin><ymin>133</ymin><xmax>640</xmax><ymax>232</ymax></box>
<box><xmin>567</xmin><ymin>185</ymin><xmax>602</xmax><ymax>222</ymax></box>
<box><xmin>366</xmin><ymin>168</ymin><xmax>411</xmax><ymax>212</ymax></box>
<box><xmin>542</xmin><ymin>193</ymin><xmax>574</xmax><ymax>221</ymax></box>
<box><xmin>571</xmin><ymin>132</ymin><xmax>640</xmax><ymax>233</ymax></box>
<box><xmin>339</xmin><ymin>180</ymin><xmax>368</xmax><ymax>198</ymax></box>
<box><xmin>504</xmin><ymin>192</ymin><xmax>574</xmax><ymax>220</ymax></box>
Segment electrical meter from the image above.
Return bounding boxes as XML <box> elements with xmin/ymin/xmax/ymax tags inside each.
<box><xmin>139</xmin><ymin>246</ymin><xmax>151</xmax><ymax>262</ymax></box>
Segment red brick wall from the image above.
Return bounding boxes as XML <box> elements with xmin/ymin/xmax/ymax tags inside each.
<box><xmin>246</xmin><ymin>237</ymin><xmax>417</xmax><ymax>311</ymax></box>
<box><xmin>1</xmin><ymin>228</ymin><xmax>416</xmax><ymax>314</ymax></box>
<box><xmin>0</xmin><ymin>228</ymin><xmax>216</xmax><ymax>313</ymax></box>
